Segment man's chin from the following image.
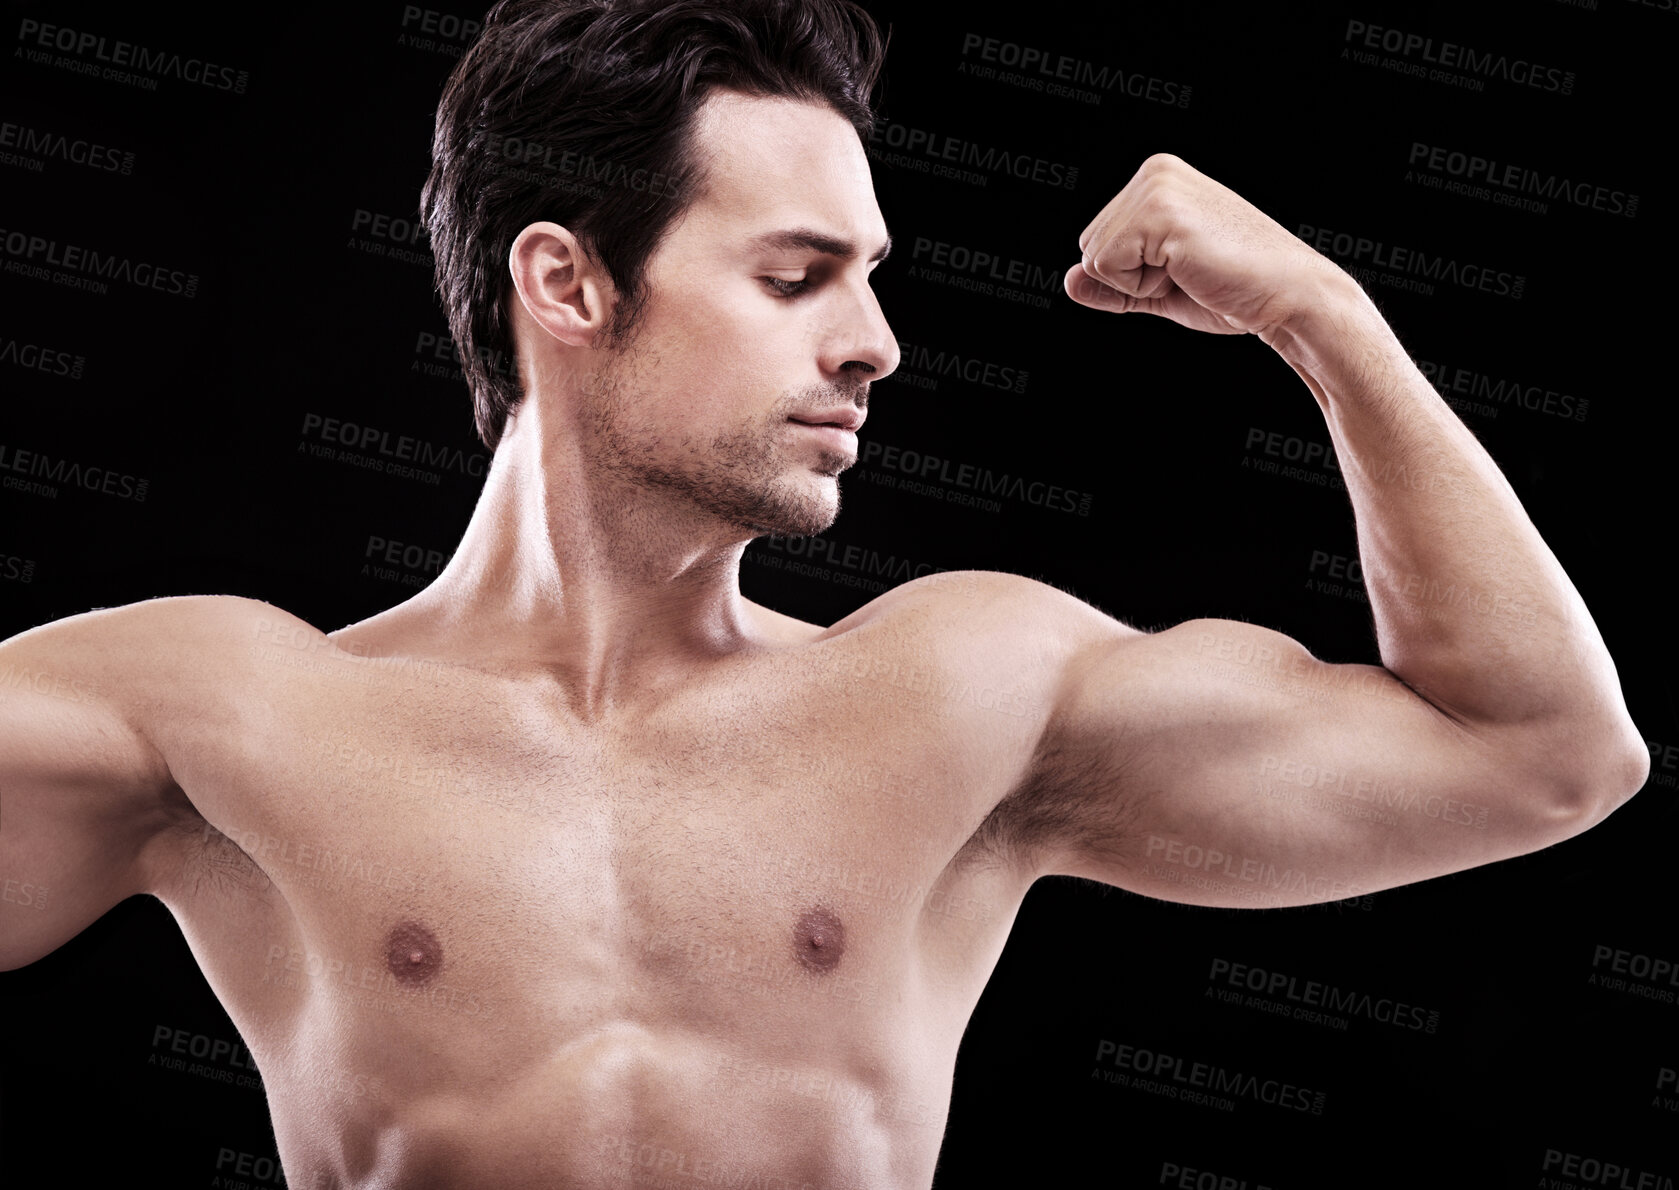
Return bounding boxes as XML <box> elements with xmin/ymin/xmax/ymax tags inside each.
<box><xmin>740</xmin><ymin>479</ymin><xmax>840</xmax><ymax>539</ymax></box>
<box><xmin>745</xmin><ymin>506</ymin><xmax>839</xmax><ymax>540</ymax></box>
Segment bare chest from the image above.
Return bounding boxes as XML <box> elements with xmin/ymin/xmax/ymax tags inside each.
<box><xmin>171</xmin><ymin>646</ymin><xmax>1034</xmax><ymax>1052</ymax></box>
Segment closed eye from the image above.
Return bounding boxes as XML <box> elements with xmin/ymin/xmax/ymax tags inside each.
<box><xmin>762</xmin><ymin>276</ymin><xmax>814</xmax><ymax>298</ymax></box>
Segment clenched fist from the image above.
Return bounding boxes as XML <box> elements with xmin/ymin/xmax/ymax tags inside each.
<box><xmin>1064</xmin><ymin>153</ymin><xmax>1350</xmax><ymax>344</ymax></box>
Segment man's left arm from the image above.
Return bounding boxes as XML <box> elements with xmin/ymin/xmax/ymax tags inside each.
<box><xmin>1002</xmin><ymin>154</ymin><xmax>1647</xmax><ymax>902</ymax></box>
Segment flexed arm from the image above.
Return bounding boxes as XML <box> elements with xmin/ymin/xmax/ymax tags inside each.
<box><xmin>992</xmin><ymin>154</ymin><xmax>1646</xmax><ymax>902</ymax></box>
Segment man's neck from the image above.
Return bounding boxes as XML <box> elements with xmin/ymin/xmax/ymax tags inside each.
<box><xmin>369</xmin><ymin>407</ymin><xmax>779</xmax><ymax>720</ymax></box>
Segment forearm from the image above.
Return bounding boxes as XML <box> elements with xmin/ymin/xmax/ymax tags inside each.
<box><xmin>1264</xmin><ymin>272</ymin><xmax>1636</xmax><ymax>760</ymax></box>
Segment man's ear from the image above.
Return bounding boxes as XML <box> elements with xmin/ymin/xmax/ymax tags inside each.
<box><xmin>508</xmin><ymin>222</ymin><xmax>617</xmax><ymax>347</ymax></box>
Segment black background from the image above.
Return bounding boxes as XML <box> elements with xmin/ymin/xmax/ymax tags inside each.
<box><xmin>2</xmin><ymin>0</ymin><xmax>1675</xmax><ymax>1185</ymax></box>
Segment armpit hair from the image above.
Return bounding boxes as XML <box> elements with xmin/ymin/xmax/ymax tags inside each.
<box><xmin>953</xmin><ymin>717</ymin><xmax>1145</xmax><ymax>877</ymax></box>
<box><xmin>170</xmin><ymin>812</ymin><xmax>271</xmax><ymax>902</ymax></box>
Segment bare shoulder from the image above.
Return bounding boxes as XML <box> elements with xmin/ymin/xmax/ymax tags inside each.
<box><xmin>4</xmin><ymin>593</ymin><xmax>322</xmax><ymax>693</ymax></box>
<box><xmin>832</xmin><ymin>569</ymin><xmax>1141</xmax><ymax>758</ymax></box>
<box><xmin>0</xmin><ymin>595</ymin><xmax>330</xmax><ymax>961</ymax></box>
<box><xmin>2</xmin><ymin>592</ymin><xmax>340</xmax><ymax>810</ymax></box>
<box><xmin>824</xmin><ymin>570</ymin><xmax>1160</xmax><ymax>870</ymax></box>
<box><xmin>835</xmin><ymin>568</ymin><xmax>1139</xmax><ymax>656</ymax></box>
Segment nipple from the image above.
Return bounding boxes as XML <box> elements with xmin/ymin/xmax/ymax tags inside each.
<box><xmin>792</xmin><ymin>905</ymin><xmax>846</xmax><ymax>974</ymax></box>
<box><xmin>383</xmin><ymin>920</ymin><xmax>443</xmax><ymax>986</ymax></box>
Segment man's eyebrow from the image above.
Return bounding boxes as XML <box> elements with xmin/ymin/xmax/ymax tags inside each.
<box><xmin>745</xmin><ymin>228</ymin><xmax>893</xmax><ymax>264</ymax></box>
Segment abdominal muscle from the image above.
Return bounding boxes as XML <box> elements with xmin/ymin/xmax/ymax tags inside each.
<box><xmin>262</xmin><ymin>997</ymin><xmax>948</xmax><ymax>1189</ymax></box>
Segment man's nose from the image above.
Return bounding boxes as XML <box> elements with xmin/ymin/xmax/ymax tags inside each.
<box><xmin>825</xmin><ymin>280</ymin><xmax>899</xmax><ymax>381</ymax></box>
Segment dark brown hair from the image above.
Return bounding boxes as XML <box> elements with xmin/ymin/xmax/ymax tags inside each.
<box><xmin>421</xmin><ymin>0</ymin><xmax>889</xmax><ymax>450</ymax></box>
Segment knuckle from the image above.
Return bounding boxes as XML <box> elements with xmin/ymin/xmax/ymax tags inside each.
<box><xmin>1141</xmin><ymin>186</ymin><xmax>1181</xmax><ymax>220</ymax></box>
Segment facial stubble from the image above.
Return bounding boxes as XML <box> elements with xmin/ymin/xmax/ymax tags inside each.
<box><xmin>580</xmin><ymin>335</ymin><xmax>858</xmax><ymax>539</ymax></box>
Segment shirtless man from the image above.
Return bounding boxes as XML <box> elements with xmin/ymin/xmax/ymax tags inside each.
<box><xmin>0</xmin><ymin>0</ymin><xmax>1648</xmax><ymax>1185</ymax></box>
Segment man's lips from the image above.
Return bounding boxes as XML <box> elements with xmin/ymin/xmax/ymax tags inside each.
<box><xmin>788</xmin><ymin>408</ymin><xmax>866</xmax><ymax>432</ymax></box>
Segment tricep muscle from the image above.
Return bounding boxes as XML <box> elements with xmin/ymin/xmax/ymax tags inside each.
<box><xmin>1024</xmin><ymin>617</ymin><xmax>1588</xmax><ymax>907</ymax></box>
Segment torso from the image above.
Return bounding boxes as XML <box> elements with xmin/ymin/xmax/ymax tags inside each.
<box><xmin>141</xmin><ymin>577</ymin><xmax>1057</xmax><ymax>1189</ymax></box>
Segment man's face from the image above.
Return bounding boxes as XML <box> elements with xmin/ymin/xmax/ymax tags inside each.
<box><xmin>578</xmin><ymin>89</ymin><xmax>899</xmax><ymax>539</ymax></box>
